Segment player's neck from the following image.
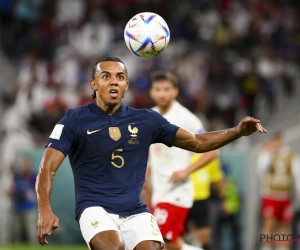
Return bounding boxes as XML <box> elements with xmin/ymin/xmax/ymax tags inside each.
<box><xmin>158</xmin><ymin>101</ymin><xmax>174</xmax><ymax>115</ymax></box>
<box><xmin>96</xmin><ymin>99</ymin><xmax>121</xmax><ymax>115</ymax></box>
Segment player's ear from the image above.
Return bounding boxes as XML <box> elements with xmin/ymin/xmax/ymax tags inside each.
<box><xmin>149</xmin><ymin>88</ymin><xmax>154</xmax><ymax>99</ymax></box>
<box><xmin>90</xmin><ymin>79</ymin><xmax>97</xmax><ymax>91</ymax></box>
<box><xmin>123</xmin><ymin>81</ymin><xmax>129</xmax><ymax>98</ymax></box>
<box><xmin>174</xmin><ymin>87</ymin><xmax>179</xmax><ymax>98</ymax></box>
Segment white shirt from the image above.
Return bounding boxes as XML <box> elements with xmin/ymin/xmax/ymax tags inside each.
<box><xmin>256</xmin><ymin>146</ymin><xmax>300</xmax><ymax>199</ymax></box>
<box><xmin>148</xmin><ymin>101</ymin><xmax>205</xmax><ymax>208</ymax></box>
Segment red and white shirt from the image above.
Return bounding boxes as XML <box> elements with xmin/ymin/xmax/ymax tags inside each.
<box><xmin>149</xmin><ymin>101</ymin><xmax>205</xmax><ymax>208</ymax></box>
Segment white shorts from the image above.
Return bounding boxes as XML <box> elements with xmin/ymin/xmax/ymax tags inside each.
<box><xmin>79</xmin><ymin>206</ymin><xmax>164</xmax><ymax>250</ymax></box>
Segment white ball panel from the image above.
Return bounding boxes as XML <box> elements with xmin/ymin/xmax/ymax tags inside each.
<box><xmin>153</xmin><ymin>39</ymin><xmax>167</xmax><ymax>51</ymax></box>
<box><xmin>129</xmin><ymin>39</ymin><xmax>142</xmax><ymax>52</ymax></box>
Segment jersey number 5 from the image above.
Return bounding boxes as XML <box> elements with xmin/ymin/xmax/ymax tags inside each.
<box><xmin>111</xmin><ymin>148</ymin><xmax>124</xmax><ymax>168</ymax></box>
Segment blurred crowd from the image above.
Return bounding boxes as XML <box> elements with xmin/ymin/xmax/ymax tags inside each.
<box><xmin>0</xmin><ymin>0</ymin><xmax>299</xmax><ymax>146</ymax></box>
<box><xmin>0</xmin><ymin>0</ymin><xmax>300</xmax><ymax>246</ymax></box>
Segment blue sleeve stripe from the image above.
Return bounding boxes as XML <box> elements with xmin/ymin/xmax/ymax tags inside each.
<box><xmin>47</xmin><ymin>144</ymin><xmax>68</xmax><ymax>157</ymax></box>
<box><xmin>198</xmin><ymin>128</ymin><xmax>206</xmax><ymax>134</ymax></box>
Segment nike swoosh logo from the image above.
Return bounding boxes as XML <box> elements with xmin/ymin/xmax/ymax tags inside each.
<box><xmin>87</xmin><ymin>129</ymin><xmax>101</xmax><ymax>135</ymax></box>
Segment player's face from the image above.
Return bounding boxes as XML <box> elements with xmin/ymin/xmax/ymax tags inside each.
<box><xmin>150</xmin><ymin>80</ymin><xmax>178</xmax><ymax>109</ymax></box>
<box><xmin>90</xmin><ymin>61</ymin><xmax>129</xmax><ymax>109</ymax></box>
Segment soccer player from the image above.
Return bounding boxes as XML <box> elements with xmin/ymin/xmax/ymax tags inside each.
<box><xmin>257</xmin><ymin>133</ymin><xmax>300</xmax><ymax>250</ymax></box>
<box><xmin>35</xmin><ymin>56</ymin><xmax>267</xmax><ymax>250</ymax></box>
<box><xmin>147</xmin><ymin>71</ymin><xmax>219</xmax><ymax>250</ymax></box>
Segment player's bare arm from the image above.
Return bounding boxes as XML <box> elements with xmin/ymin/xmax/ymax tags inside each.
<box><xmin>171</xmin><ymin>116</ymin><xmax>267</xmax><ymax>153</ymax></box>
<box><xmin>170</xmin><ymin>150</ymin><xmax>219</xmax><ymax>182</ymax></box>
<box><xmin>36</xmin><ymin>147</ymin><xmax>65</xmax><ymax>245</ymax></box>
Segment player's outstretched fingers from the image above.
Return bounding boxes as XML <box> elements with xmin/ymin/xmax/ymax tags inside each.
<box><xmin>41</xmin><ymin>225</ymin><xmax>53</xmax><ymax>245</ymax></box>
<box><xmin>37</xmin><ymin>225</ymin><xmax>49</xmax><ymax>245</ymax></box>
<box><xmin>40</xmin><ymin>234</ymin><xmax>49</xmax><ymax>245</ymax></box>
<box><xmin>238</xmin><ymin>116</ymin><xmax>267</xmax><ymax>136</ymax></box>
<box><xmin>256</xmin><ymin>123</ymin><xmax>267</xmax><ymax>133</ymax></box>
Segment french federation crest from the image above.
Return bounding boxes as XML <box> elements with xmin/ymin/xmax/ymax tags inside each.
<box><xmin>109</xmin><ymin>127</ymin><xmax>121</xmax><ymax>141</ymax></box>
<box><xmin>128</xmin><ymin>123</ymin><xmax>138</xmax><ymax>137</ymax></box>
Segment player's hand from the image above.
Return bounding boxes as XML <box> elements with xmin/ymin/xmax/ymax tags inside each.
<box><xmin>170</xmin><ymin>169</ymin><xmax>188</xmax><ymax>182</ymax></box>
<box><xmin>237</xmin><ymin>116</ymin><xmax>267</xmax><ymax>136</ymax></box>
<box><xmin>37</xmin><ymin>208</ymin><xmax>59</xmax><ymax>245</ymax></box>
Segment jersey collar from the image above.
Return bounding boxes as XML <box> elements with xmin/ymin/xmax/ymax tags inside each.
<box><xmin>92</xmin><ymin>102</ymin><xmax>125</xmax><ymax>116</ymax></box>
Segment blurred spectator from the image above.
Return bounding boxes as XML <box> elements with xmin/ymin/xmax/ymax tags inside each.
<box><xmin>73</xmin><ymin>9</ymin><xmax>113</xmax><ymax>59</ymax></box>
<box><xmin>54</xmin><ymin>0</ymin><xmax>86</xmax><ymax>26</ymax></box>
<box><xmin>0</xmin><ymin>107</ymin><xmax>35</xmax><ymax>168</ymax></box>
<box><xmin>292</xmin><ymin>208</ymin><xmax>300</xmax><ymax>250</ymax></box>
<box><xmin>185</xmin><ymin>153</ymin><xmax>224</xmax><ymax>250</ymax></box>
<box><xmin>10</xmin><ymin>156</ymin><xmax>37</xmax><ymax>244</ymax></box>
<box><xmin>0</xmin><ymin>0</ymin><xmax>299</xmax><ymax>148</ymax></box>
<box><xmin>238</xmin><ymin>68</ymin><xmax>261</xmax><ymax>117</ymax></box>
<box><xmin>12</xmin><ymin>0</ymin><xmax>46</xmax><ymax>57</ymax></box>
<box><xmin>256</xmin><ymin>47</ymin><xmax>282</xmax><ymax>114</ymax></box>
<box><xmin>29</xmin><ymin>85</ymin><xmax>68</xmax><ymax>143</ymax></box>
<box><xmin>216</xmin><ymin>162</ymin><xmax>241</xmax><ymax>250</ymax></box>
<box><xmin>0</xmin><ymin>0</ymin><xmax>13</xmax><ymax>54</ymax></box>
<box><xmin>227</xmin><ymin>1</ymin><xmax>252</xmax><ymax>38</ymax></box>
<box><xmin>0</xmin><ymin>101</ymin><xmax>35</xmax><ymax>243</ymax></box>
<box><xmin>256</xmin><ymin>133</ymin><xmax>300</xmax><ymax>250</ymax></box>
<box><xmin>0</xmin><ymin>165</ymin><xmax>14</xmax><ymax>243</ymax></box>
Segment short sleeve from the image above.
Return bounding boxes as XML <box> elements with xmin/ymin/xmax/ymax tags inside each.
<box><xmin>188</xmin><ymin>114</ymin><xmax>206</xmax><ymax>134</ymax></box>
<box><xmin>46</xmin><ymin>109</ymin><xmax>78</xmax><ymax>156</ymax></box>
<box><xmin>147</xmin><ymin>110</ymin><xmax>179</xmax><ymax>146</ymax></box>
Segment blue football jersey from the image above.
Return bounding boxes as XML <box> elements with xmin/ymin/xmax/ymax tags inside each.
<box><xmin>47</xmin><ymin>102</ymin><xmax>179</xmax><ymax>220</ymax></box>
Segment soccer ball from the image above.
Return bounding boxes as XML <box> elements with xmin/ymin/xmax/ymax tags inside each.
<box><xmin>124</xmin><ymin>12</ymin><xmax>170</xmax><ymax>58</ymax></box>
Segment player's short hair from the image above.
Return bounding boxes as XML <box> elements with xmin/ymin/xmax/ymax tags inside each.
<box><xmin>150</xmin><ymin>71</ymin><xmax>178</xmax><ymax>88</ymax></box>
<box><xmin>91</xmin><ymin>56</ymin><xmax>128</xmax><ymax>99</ymax></box>
<box><xmin>92</xmin><ymin>56</ymin><xmax>127</xmax><ymax>80</ymax></box>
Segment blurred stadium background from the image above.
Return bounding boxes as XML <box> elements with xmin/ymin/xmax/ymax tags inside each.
<box><xmin>0</xmin><ymin>0</ymin><xmax>299</xmax><ymax>250</ymax></box>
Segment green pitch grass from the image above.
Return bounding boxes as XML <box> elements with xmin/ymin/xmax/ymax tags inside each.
<box><xmin>0</xmin><ymin>245</ymin><xmax>87</xmax><ymax>250</ymax></box>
